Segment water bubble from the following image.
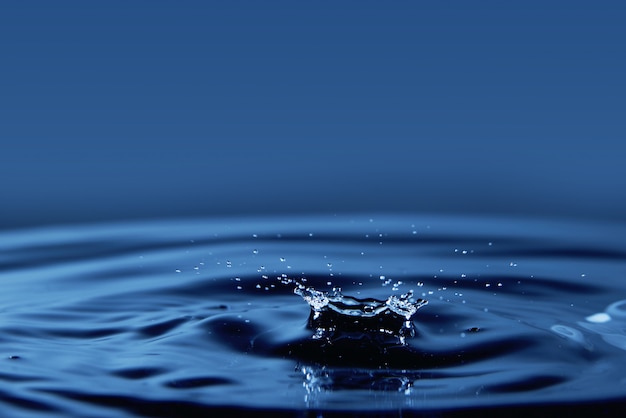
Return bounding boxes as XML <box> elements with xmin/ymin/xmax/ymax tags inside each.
<box><xmin>253</xmin><ymin>249</ymin><xmax>258</xmax><ymax>254</ymax></box>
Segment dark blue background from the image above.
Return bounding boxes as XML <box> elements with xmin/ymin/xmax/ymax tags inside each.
<box><xmin>2</xmin><ymin>1</ymin><xmax>625</xmax><ymax>229</ymax></box>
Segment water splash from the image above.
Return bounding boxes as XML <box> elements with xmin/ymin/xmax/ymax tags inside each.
<box><xmin>292</xmin><ymin>281</ymin><xmax>427</xmax><ymax>345</ymax></box>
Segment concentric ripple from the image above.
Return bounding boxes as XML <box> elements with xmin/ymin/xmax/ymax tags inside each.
<box><xmin>1</xmin><ymin>214</ymin><xmax>626</xmax><ymax>416</ymax></box>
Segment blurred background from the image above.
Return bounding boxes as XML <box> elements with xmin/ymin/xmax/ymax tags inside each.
<box><xmin>1</xmin><ymin>1</ymin><xmax>625</xmax><ymax>230</ymax></box>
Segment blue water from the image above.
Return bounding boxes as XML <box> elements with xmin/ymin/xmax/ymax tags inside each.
<box><xmin>2</xmin><ymin>214</ymin><xmax>626</xmax><ymax>417</ymax></box>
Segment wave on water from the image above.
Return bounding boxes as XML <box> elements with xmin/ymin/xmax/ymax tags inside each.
<box><xmin>2</xmin><ymin>215</ymin><xmax>626</xmax><ymax>416</ymax></box>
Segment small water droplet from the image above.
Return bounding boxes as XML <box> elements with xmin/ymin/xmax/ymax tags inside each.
<box><xmin>175</xmin><ymin>269</ymin><xmax>181</xmax><ymax>273</ymax></box>
<box><xmin>253</xmin><ymin>249</ymin><xmax>258</xmax><ymax>254</ymax></box>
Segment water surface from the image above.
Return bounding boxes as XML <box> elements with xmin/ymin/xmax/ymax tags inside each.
<box><xmin>2</xmin><ymin>214</ymin><xmax>626</xmax><ymax>417</ymax></box>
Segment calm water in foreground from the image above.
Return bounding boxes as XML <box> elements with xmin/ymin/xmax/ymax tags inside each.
<box><xmin>2</xmin><ymin>214</ymin><xmax>626</xmax><ymax>417</ymax></box>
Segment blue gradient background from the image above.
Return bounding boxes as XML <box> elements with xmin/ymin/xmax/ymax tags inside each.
<box><xmin>2</xmin><ymin>1</ymin><xmax>625</xmax><ymax>229</ymax></box>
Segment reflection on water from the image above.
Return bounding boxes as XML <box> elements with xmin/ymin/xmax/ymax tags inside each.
<box><xmin>1</xmin><ymin>214</ymin><xmax>626</xmax><ymax>416</ymax></box>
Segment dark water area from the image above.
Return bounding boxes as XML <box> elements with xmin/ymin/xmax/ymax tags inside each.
<box><xmin>2</xmin><ymin>214</ymin><xmax>626</xmax><ymax>417</ymax></box>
